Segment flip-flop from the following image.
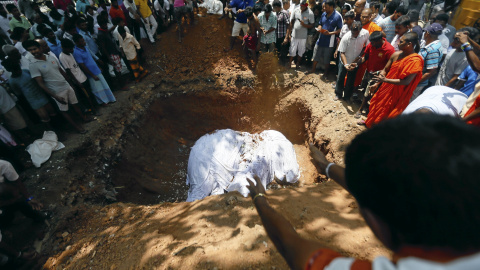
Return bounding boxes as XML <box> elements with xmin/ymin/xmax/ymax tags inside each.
<box><xmin>357</xmin><ymin>120</ymin><xmax>366</xmax><ymax>126</ymax></box>
<box><xmin>354</xmin><ymin>112</ymin><xmax>362</xmax><ymax>119</ymax></box>
<box><xmin>78</xmin><ymin>129</ymin><xmax>88</xmax><ymax>134</ymax></box>
<box><xmin>84</xmin><ymin>117</ymin><xmax>97</xmax><ymax>123</ymax></box>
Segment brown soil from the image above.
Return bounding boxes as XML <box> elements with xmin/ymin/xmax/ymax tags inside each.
<box><xmin>9</xmin><ymin>12</ymin><xmax>391</xmax><ymax>270</ymax></box>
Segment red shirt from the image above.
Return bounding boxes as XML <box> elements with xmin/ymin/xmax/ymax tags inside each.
<box><xmin>364</xmin><ymin>39</ymin><xmax>395</xmax><ymax>72</ymax></box>
<box><xmin>109</xmin><ymin>6</ymin><xmax>126</xmax><ymax>22</ymax></box>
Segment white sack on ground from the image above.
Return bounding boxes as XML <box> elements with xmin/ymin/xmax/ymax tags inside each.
<box><xmin>26</xmin><ymin>131</ymin><xmax>65</xmax><ymax>168</ymax></box>
<box><xmin>186</xmin><ymin>129</ymin><xmax>300</xmax><ymax>202</ymax></box>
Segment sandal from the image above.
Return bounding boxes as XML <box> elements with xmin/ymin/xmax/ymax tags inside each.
<box><xmin>357</xmin><ymin>120</ymin><xmax>366</xmax><ymax>126</ymax></box>
<box><xmin>354</xmin><ymin>112</ymin><xmax>362</xmax><ymax>119</ymax></box>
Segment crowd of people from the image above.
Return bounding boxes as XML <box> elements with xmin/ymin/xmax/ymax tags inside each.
<box><xmin>0</xmin><ymin>0</ymin><xmax>176</xmax><ymax>267</ymax></box>
<box><xmin>225</xmin><ymin>0</ymin><xmax>480</xmax><ymax>127</ymax></box>
<box><xmin>0</xmin><ymin>0</ymin><xmax>480</xmax><ymax>268</ymax></box>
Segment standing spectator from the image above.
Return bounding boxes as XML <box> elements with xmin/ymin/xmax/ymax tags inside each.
<box><xmin>307</xmin><ymin>0</ymin><xmax>341</xmax><ymax>76</ymax></box>
<box><xmin>173</xmin><ymin>0</ymin><xmax>191</xmax><ymax>43</ymax></box>
<box><xmin>333</xmin><ymin>10</ymin><xmax>354</xmax><ymax>66</ymax></box>
<box><xmin>24</xmin><ymin>40</ymin><xmax>88</xmax><ymax>134</ymax></box>
<box><xmin>435</xmin><ymin>13</ymin><xmax>456</xmax><ymax>44</ymax></box>
<box><xmin>224</xmin><ymin>0</ymin><xmax>255</xmax><ymax>51</ymax></box>
<box><xmin>304</xmin><ymin>4</ymin><xmax>321</xmax><ymax>67</ymax></box>
<box><xmin>135</xmin><ymin>0</ymin><xmax>158</xmax><ymax>43</ymax></box>
<box><xmin>96</xmin><ymin>16</ymin><xmax>126</xmax><ymax>90</ymax></box>
<box><xmin>363</xmin><ymin>32</ymin><xmax>423</xmax><ymax>127</ymax></box>
<box><xmin>76</xmin><ymin>0</ymin><xmax>91</xmax><ymax>14</ymax></box>
<box><xmin>110</xmin><ymin>0</ymin><xmax>127</xmax><ymax>22</ymax></box>
<box><xmin>242</xmin><ymin>7</ymin><xmax>260</xmax><ymax>66</ymax></box>
<box><xmin>117</xmin><ymin>27</ymin><xmax>149</xmax><ymax>82</ymax></box>
<box><xmin>31</xmin><ymin>14</ymin><xmax>52</xmax><ymax>38</ymax></box>
<box><xmin>360</xmin><ymin>8</ymin><xmax>381</xmax><ymax>34</ymax></box>
<box><xmin>273</xmin><ymin>0</ymin><xmax>289</xmax><ymax>64</ymax></box>
<box><xmin>453</xmin><ymin>66</ymin><xmax>480</xmax><ymax>97</ymax></box>
<box><xmin>0</xmin><ymin>85</ymin><xmax>30</xmax><ymax>142</ymax></box>
<box><xmin>59</xmin><ymin>38</ymin><xmax>102</xmax><ymax>115</ymax></box>
<box><xmin>285</xmin><ymin>0</ymin><xmax>314</xmax><ymax>69</ymax></box>
<box><xmin>377</xmin><ymin>3</ymin><xmax>406</xmax><ymax>43</ymax></box>
<box><xmin>10</xmin><ymin>27</ymin><xmax>29</xmax><ymax>57</ymax></box>
<box><xmin>17</xmin><ymin>0</ymin><xmax>35</xmax><ymax>21</ymax></box>
<box><xmin>44</xmin><ymin>28</ymin><xmax>63</xmax><ymax>58</ymax></box>
<box><xmin>76</xmin><ymin>19</ymin><xmax>99</xmax><ymax>56</ymax></box>
<box><xmin>0</xmin><ymin>5</ymin><xmax>12</xmax><ymax>44</ymax></box>
<box><xmin>335</xmin><ymin>21</ymin><xmax>369</xmax><ymax>101</ymax></box>
<box><xmin>6</xmin><ymin>4</ymin><xmax>34</xmax><ymax>40</ymax></box>
<box><xmin>31</xmin><ymin>3</ymin><xmax>56</xmax><ymax>30</ymax></box>
<box><xmin>124</xmin><ymin>0</ymin><xmax>142</xmax><ymax>39</ymax></box>
<box><xmin>54</xmin><ymin>0</ymin><xmax>74</xmax><ymax>11</ymax></box>
<box><xmin>2</xmin><ymin>58</ymin><xmax>57</xmax><ymax>131</ymax></box>
<box><xmin>390</xmin><ymin>15</ymin><xmax>410</xmax><ymax>51</ymax></box>
<box><xmin>407</xmin><ymin>10</ymin><xmax>423</xmax><ymax>38</ymax></box>
<box><xmin>370</xmin><ymin>1</ymin><xmax>382</xmax><ymax>24</ymax></box>
<box><xmin>434</xmin><ymin>28</ymin><xmax>470</xmax><ymax>87</ymax></box>
<box><xmin>2</xmin><ymin>45</ymin><xmax>30</xmax><ymax>70</ymax></box>
<box><xmin>352</xmin><ymin>0</ymin><xmax>365</xmax><ymax>21</ymax></box>
<box><xmin>258</xmin><ymin>4</ymin><xmax>277</xmax><ymax>53</ymax></box>
<box><xmin>410</xmin><ymin>23</ymin><xmax>443</xmax><ymax>101</ymax></box>
<box><xmin>355</xmin><ymin>31</ymin><xmax>395</xmax><ymax>117</ymax></box>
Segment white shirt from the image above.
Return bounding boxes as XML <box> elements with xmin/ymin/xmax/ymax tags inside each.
<box><xmin>338</xmin><ymin>29</ymin><xmax>369</xmax><ymax>65</ymax></box>
<box><xmin>0</xmin><ymin>159</ymin><xmax>19</xmax><ymax>183</ymax></box>
<box><xmin>403</xmin><ymin>86</ymin><xmax>467</xmax><ymax>117</ymax></box>
<box><xmin>113</xmin><ymin>25</ymin><xmax>131</xmax><ymax>42</ymax></box>
<box><xmin>124</xmin><ymin>0</ymin><xmax>139</xmax><ymax>19</ymax></box>
<box><xmin>59</xmin><ymin>52</ymin><xmax>88</xmax><ymax>83</ymax></box>
<box><xmin>391</xmin><ymin>34</ymin><xmax>401</xmax><ymax>51</ymax></box>
<box><xmin>118</xmin><ymin>32</ymin><xmax>141</xmax><ymax>60</ymax></box>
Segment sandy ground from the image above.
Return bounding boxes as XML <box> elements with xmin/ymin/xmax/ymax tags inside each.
<box><xmin>7</xmin><ymin>12</ymin><xmax>391</xmax><ymax>269</ymax></box>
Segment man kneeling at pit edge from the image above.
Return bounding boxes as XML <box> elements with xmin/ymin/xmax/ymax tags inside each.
<box><xmin>246</xmin><ymin>114</ymin><xmax>480</xmax><ymax>270</ymax></box>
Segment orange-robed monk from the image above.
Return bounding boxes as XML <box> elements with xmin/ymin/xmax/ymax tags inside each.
<box><xmin>364</xmin><ymin>32</ymin><xmax>423</xmax><ymax>128</ymax></box>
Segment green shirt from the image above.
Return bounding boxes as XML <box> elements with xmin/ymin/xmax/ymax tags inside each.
<box><xmin>9</xmin><ymin>16</ymin><xmax>34</xmax><ymax>40</ymax></box>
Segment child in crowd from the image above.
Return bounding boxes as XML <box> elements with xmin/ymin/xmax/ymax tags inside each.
<box><xmin>117</xmin><ymin>27</ymin><xmax>149</xmax><ymax>82</ymax></box>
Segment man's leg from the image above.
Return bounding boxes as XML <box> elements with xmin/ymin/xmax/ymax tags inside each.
<box><xmin>308</xmin><ymin>44</ymin><xmax>321</xmax><ymax>73</ymax></box>
<box><xmin>144</xmin><ymin>17</ymin><xmax>155</xmax><ymax>43</ymax></box>
<box><xmin>323</xmin><ymin>47</ymin><xmax>333</xmax><ymax>77</ymax></box>
<box><xmin>335</xmin><ymin>63</ymin><xmax>347</xmax><ymax>99</ymax></box>
<box><xmin>148</xmin><ymin>15</ymin><xmax>158</xmax><ymax>37</ymax></box>
<box><xmin>344</xmin><ymin>68</ymin><xmax>358</xmax><ymax>101</ymax></box>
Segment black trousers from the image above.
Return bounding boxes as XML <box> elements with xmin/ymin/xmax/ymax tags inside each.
<box><xmin>0</xmin><ymin>201</ymin><xmax>44</xmax><ymax>230</ymax></box>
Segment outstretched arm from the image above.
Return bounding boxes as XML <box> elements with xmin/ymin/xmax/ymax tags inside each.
<box><xmin>456</xmin><ymin>32</ymin><xmax>480</xmax><ymax>73</ymax></box>
<box><xmin>246</xmin><ymin>176</ymin><xmax>326</xmax><ymax>270</ymax></box>
<box><xmin>308</xmin><ymin>143</ymin><xmax>347</xmax><ymax>190</ymax></box>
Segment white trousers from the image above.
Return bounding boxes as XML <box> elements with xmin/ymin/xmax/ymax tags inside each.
<box><xmin>143</xmin><ymin>15</ymin><xmax>158</xmax><ymax>42</ymax></box>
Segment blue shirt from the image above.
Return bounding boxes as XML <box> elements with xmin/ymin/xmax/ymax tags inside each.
<box><xmin>418</xmin><ymin>40</ymin><xmax>443</xmax><ymax>87</ymax></box>
<box><xmin>229</xmin><ymin>0</ymin><xmax>254</xmax><ymax>24</ymax></box>
<box><xmin>73</xmin><ymin>46</ymin><xmax>102</xmax><ymax>77</ymax></box>
<box><xmin>8</xmin><ymin>70</ymin><xmax>49</xmax><ymax>110</ymax></box>
<box><xmin>316</xmin><ymin>11</ymin><xmax>343</xmax><ymax>48</ymax></box>
<box><xmin>47</xmin><ymin>39</ymin><xmax>62</xmax><ymax>58</ymax></box>
<box><xmin>458</xmin><ymin>65</ymin><xmax>480</xmax><ymax>97</ymax></box>
<box><xmin>78</xmin><ymin>28</ymin><xmax>99</xmax><ymax>55</ymax></box>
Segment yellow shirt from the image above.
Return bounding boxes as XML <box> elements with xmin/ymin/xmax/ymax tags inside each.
<box><xmin>134</xmin><ymin>0</ymin><xmax>152</xmax><ymax>18</ymax></box>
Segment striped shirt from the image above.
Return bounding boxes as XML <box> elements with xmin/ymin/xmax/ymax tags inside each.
<box><xmin>276</xmin><ymin>10</ymin><xmax>289</xmax><ymax>39</ymax></box>
<box><xmin>418</xmin><ymin>39</ymin><xmax>443</xmax><ymax>87</ymax></box>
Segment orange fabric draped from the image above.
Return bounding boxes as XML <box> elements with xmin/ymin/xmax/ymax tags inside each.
<box><xmin>464</xmin><ymin>94</ymin><xmax>480</xmax><ymax>127</ymax></box>
<box><xmin>363</xmin><ymin>22</ymin><xmax>382</xmax><ymax>34</ymax></box>
<box><xmin>365</xmin><ymin>53</ymin><xmax>424</xmax><ymax>128</ymax></box>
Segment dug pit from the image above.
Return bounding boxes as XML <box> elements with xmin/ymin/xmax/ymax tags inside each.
<box><xmin>111</xmin><ymin>88</ymin><xmax>321</xmax><ymax>205</ymax></box>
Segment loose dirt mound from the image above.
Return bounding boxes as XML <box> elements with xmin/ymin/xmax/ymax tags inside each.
<box><xmin>11</xmin><ymin>13</ymin><xmax>391</xmax><ymax>270</ymax></box>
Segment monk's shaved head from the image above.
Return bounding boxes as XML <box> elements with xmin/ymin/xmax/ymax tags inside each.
<box><xmin>362</xmin><ymin>8</ymin><xmax>372</xmax><ymax>16</ymax></box>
